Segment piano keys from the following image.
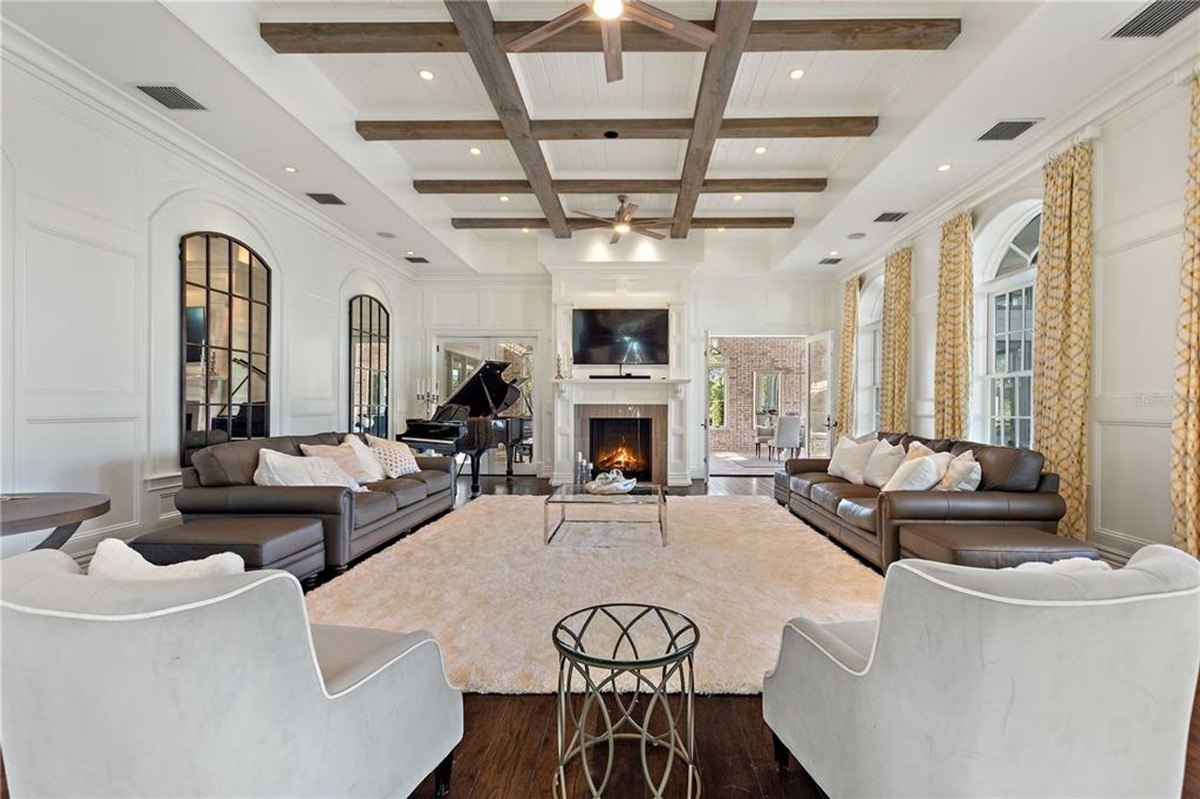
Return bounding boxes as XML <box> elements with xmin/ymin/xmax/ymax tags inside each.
<box><xmin>398</xmin><ymin>360</ymin><xmax>530</xmax><ymax>496</ymax></box>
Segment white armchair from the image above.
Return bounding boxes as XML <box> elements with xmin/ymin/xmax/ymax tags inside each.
<box><xmin>763</xmin><ymin>545</ymin><xmax>1200</xmax><ymax>797</ymax></box>
<box><xmin>1</xmin><ymin>549</ymin><xmax>463</xmax><ymax>798</ymax></box>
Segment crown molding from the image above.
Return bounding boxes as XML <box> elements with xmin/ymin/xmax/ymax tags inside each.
<box><xmin>834</xmin><ymin>30</ymin><xmax>1200</xmax><ymax>284</ymax></box>
<box><xmin>0</xmin><ymin>19</ymin><xmax>414</xmax><ymax>281</ymax></box>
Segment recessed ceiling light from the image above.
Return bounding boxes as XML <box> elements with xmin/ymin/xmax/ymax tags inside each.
<box><xmin>754</xmin><ymin>145</ymin><xmax>767</xmax><ymax>155</ymax></box>
<box><xmin>829</xmin><ymin>250</ymin><xmax>839</xmax><ymax>257</ymax></box>
<box><xmin>499</xmin><ymin>195</ymin><xmax>510</xmax><ymax>202</ymax></box>
<box><xmin>521</xmin><ymin>227</ymin><xmax>531</xmax><ymax>233</ymax></box>
<box><xmin>937</xmin><ymin>163</ymin><xmax>952</xmax><ymax>172</ymax></box>
<box><xmin>789</xmin><ymin>68</ymin><xmax>805</xmax><ymax>80</ymax></box>
<box><xmin>404</xmin><ymin>250</ymin><xmax>414</xmax><ymax>257</ymax></box>
<box><xmin>418</xmin><ymin>69</ymin><xmax>435</xmax><ymax>81</ymax></box>
<box><xmin>376</xmin><ymin>231</ymin><xmax>396</xmax><ymax>239</ymax></box>
<box><xmin>282</xmin><ymin>165</ymin><xmax>298</xmax><ymax>173</ymax></box>
<box><xmin>848</xmin><ymin>232</ymin><xmax>866</xmax><ymax>240</ymax></box>
<box><xmin>469</xmin><ymin>146</ymin><xmax>482</xmax><ymax>156</ymax></box>
<box><xmin>716</xmin><ymin>227</ymin><xmax>726</xmax><ymax>233</ymax></box>
<box><xmin>732</xmin><ymin>194</ymin><xmax>743</xmax><ymax>202</ymax></box>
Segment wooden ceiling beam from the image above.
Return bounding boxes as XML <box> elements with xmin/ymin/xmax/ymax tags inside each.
<box><xmin>672</xmin><ymin>0</ymin><xmax>757</xmax><ymax>239</ymax></box>
<box><xmin>357</xmin><ymin>116</ymin><xmax>877</xmax><ymax>141</ymax></box>
<box><xmin>444</xmin><ymin>1</ymin><xmax>571</xmax><ymax>238</ymax></box>
<box><xmin>450</xmin><ymin>217</ymin><xmax>795</xmax><ymax>230</ymax></box>
<box><xmin>414</xmin><ymin>178</ymin><xmax>827</xmax><ymax>194</ymax></box>
<box><xmin>261</xmin><ymin>19</ymin><xmax>960</xmax><ymax>54</ymax></box>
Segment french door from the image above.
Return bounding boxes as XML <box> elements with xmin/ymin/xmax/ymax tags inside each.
<box><xmin>805</xmin><ymin>331</ymin><xmax>833</xmax><ymax>457</ymax></box>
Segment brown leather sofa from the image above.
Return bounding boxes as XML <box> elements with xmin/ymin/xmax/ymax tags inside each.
<box><xmin>174</xmin><ymin>433</ymin><xmax>457</xmax><ymax>571</ymax></box>
<box><xmin>774</xmin><ymin>432</ymin><xmax>1066</xmax><ymax>569</ymax></box>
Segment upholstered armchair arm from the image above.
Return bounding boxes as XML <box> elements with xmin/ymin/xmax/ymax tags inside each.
<box><xmin>415</xmin><ymin>456</ymin><xmax>458</xmax><ymax>482</ymax></box>
<box><xmin>784</xmin><ymin>458</ymin><xmax>830</xmax><ymax>475</ymax></box>
<box><xmin>174</xmin><ymin>485</ymin><xmax>353</xmax><ymax>516</ymax></box>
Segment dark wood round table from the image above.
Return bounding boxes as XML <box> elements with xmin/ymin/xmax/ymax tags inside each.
<box><xmin>0</xmin><ymin>493</ymin><xmax>111</xmax><ymax>550</ymax></box>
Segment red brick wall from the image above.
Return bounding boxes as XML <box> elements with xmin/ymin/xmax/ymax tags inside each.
<box><xmin>709</xmin><ymin>336</ymin><xmax>807</xmax><ymax>453</ymax></box>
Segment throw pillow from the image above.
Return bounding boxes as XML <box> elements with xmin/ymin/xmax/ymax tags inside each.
<box><xmin>881</xmin><ymin>452</ymin><xmax>953</xmax><ymax>492</ymax></box>
<box><xmin>1006</xmin><ymin>557</ymin><xmax>1111</xmax><ymax>574</ymax></box>
<box><xmin>343</xmin><ymin>434</ymin><xmax>386</xmax><ymax>482</ymax></box>
<box><xmin>300</xmin><ymin>443</ymin><xmax>370</xmax><ymax>483</ymax></box>
<box><xmin>827</xmin><ymin>436</ymin><xmax>878</xmax><ymax>485</ymax></box>
<box><xmin>936</xmin><ymin>449</ymin><xmax>983</xmax><ymax>492</ymax></box>
<box><xmin>905</xmin><ymin>440</ymin><xmax>936</xmax><ymax>461</ymax></box>
<box><xmin>88</xmin><ymin>538</ymin><xmax>243</xmax><ymax>580</ymax></box>
<box><xmin>254</xmin><ymin>448</ymin><xmax>365</xmax><ymax>491</ymax></box>
<box><xmin>366</xmin><ymin>434</ymin><xmax>420</xmax><ymax>478</ymax></box>
<box><xmin>862</xmin><ymin>440</ymin><xmax>906</xmax><ymax>488</ymax></box>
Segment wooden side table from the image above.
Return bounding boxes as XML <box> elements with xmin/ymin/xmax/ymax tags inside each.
<box><xmin>0</xmin><ymin>493</ymin><xmax>111</xmax><ymax>550</ymax></box>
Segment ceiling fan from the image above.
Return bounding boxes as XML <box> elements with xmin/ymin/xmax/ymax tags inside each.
<box><xmin>505</xmin><ymin>0</ymin><xmax>718</xmax><ymax>83</ymax></box>
<box><xmin>576</xmin><ymin>195</ymin><xmax>672</xmax><ymax>244</ymax></box>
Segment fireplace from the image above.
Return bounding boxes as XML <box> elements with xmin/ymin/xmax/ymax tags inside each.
<box><xmin>589</xmin><ymin>418</ymin><xmax>653</xmax><ymax>481</ymax></box>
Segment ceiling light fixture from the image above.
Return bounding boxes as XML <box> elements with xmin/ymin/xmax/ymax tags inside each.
<box><xmin>789</xmin><ymin>68</ymin><xmax>805</xmax><ymax>80</ymax></box>
<box><xmin>732</xmin><ymin>194</ymin><xmax>743</xmax><ymax>202</ymax></box>
<box><xmin>592</xmin><ymin>0</ymin><xmax>625</xmax><ymax>21</ymax></box>
<box><xmin>754</xmin><ymin>145</ymin><xmax>767</xmax><ymax>155</ymax></box>
<box><xmin>829</xmin><ymin>250</ymin><xmax>839</xmax><ymax>257</ymax></box>
<box><xmin>282</xmin><ymin>165</ymin><xmax>298</xmax><ymax>173</ymax></box>
<box><xmin>937</xmin><ymin>163</ymin><xmax>952</xmax><ymax>172</ymax></box>
<box><xmin>499</xmin><ymin>195</ymin><xmax>510</xmax><ymax>202</ymax></box>
<box><xmin>418</xmin><ymin>69</ymin><xmax>435</xmax><ymax>81</ymax></box>
<box><xmin>613</xmin><ymin>222</ymin><xmax>632</xmax><ymax>235</ymax></box>
<box><xmin>522</xmin><ymin>227</ymin><xmax>531</xmax><ymax>233</ymax></box>
<box><xmin>404</xmin><ymin>250</ymin><xmax>414</xmax><ymax>257</ymax></box>
<box><xmin>716</xmin><ymin>227</ymin><xmax>726</xmax><ymax>233</ymax></box>
<box><xmin>469</xmin><ymin>146</ymin><xmax>482</xmax><ymax>156</ymax></box>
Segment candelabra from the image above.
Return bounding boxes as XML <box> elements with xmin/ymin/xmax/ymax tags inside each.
<box><xmin>416</xmin><ymin>389</ymin><xmax>439</xmax><ymax>415</ymax></box>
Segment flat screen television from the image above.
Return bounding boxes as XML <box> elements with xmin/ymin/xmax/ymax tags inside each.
<box><xmin>572</xmin><ymin>308</ymin><xmax>669</xmax><ymax>365</ymax></box>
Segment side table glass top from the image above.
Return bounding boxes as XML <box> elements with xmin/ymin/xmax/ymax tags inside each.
<box><xmin>553</xmin><ymin>603</ymin><xmax>699</xmax><ymax>669</ymax></box>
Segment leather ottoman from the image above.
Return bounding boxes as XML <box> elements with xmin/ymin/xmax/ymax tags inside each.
<box><xmin>899</xmin><ymin>523</ymin><xmax>1101</xmax><ymax>569</ymax></box>
<box><xmin>131</xmin><ymin>517</ymin><xmax>325</xmax><ymax>581</ymax></box>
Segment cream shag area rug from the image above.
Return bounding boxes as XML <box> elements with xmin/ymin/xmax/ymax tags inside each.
<box><xmin>305</xmin><ymin>495</ymin><xmax>883</xmax><ymax>694</ymax></box>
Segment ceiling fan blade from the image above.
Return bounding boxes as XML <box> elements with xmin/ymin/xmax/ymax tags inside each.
<box><xmin>625</xmin><ymin>0</ymin><xmax>718</xmax><ymax>50</ymax></box>
<box><xmin>634</xmin><ymin>217</ymin><xmax>673</xmax><ymax>227</ymax></box>
<box><xmin>601</xmin><ymin>19</ymin><xmax>623</xmax><ymax>82</ymax></box>
<box><xmin>622</xmin><ymin>202</ymin><xmax>639</xmax><ymax>222</ymax></box>
<box><xmin>505</xmin><ymin>4</ymin><xmax>592</xmax><ymax>53</ymax></box>
<box><xmin>610</xmin><ymin>229</ymin><xmax>624</xmax><ymax>245</ymax></box>
<box><xmin>576</xmin><ymin>211</ymin><xmax>615</xmax><ymax>222</ymax></box>
<box><xmin>633</xmin><ymin>226</ymin><xmax>666</xmax><ymax>240</ymax></box>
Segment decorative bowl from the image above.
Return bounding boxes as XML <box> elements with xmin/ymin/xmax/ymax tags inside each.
<box><xmin>585</xmin><ymin>469</ymin><xmax>638</xmax><ymax>494</ymax></box>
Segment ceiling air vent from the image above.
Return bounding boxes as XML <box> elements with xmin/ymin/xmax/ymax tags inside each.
<box><xmin>978</xmin><ymin>119</ymin><xmax>1039</xmax><ymax>141</ymax></box>
<box><xmin>1109</xmin><ymin>0</ymin><xmax>1199</xmax><ymax>37</ymax></box>
<box><xmin>405</xmin><ymin>256</ymin><xmax>430</xmax><ymax>264</ymax></box>
<box><xmin>306</xmin><ymin>193</ymin><xmax>346</xmax><ymax>206</ymax></box>
<box><xmin>819</xmin><ymin>257</ymin><xmax>843</xmax><ymax>265</ymax></box>
<box><xmin>136</xmin><ymin>85</ymin><xmax>206</xmax><ymax>111</ymax></box>
<box><xmin>873</xmin><ymin>212</ymin><xmax>908</xmax><ymax>223</ymax></box>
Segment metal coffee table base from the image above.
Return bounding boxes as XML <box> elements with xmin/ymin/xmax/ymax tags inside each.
<box><xmin>553</xmin><ymin>654</ymin><xmax>699</xmax><ymax>798</ymax></box>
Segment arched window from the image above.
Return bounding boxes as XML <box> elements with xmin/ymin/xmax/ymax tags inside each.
<box><xmin>181</xmin><ymin>232</ymin><xmax>271</xmax><ymax>464</ymax></box>
<box><xmin>980</xmin><ymin>211</ymin><xmax>1040</xmax><ymax>448</ymax></box>
<box><xmin>349</xmin><ymin>295</ymin><xmax>390</xmax><ymax>437</ymax></box>
<box><xmin>856</xmin><ymin>277</ymin><xmax>884</xmax><ymax>434</ymax></box>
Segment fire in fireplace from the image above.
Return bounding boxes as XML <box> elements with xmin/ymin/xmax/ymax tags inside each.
<box><xmin>589</xmin><ymin>418</ymin><xmax>652</xmax><ymax>482</ymax></box>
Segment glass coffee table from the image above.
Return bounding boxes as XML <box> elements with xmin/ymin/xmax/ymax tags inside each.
<box><xmin>552</xmin><ymin>603</ymin><xmax>701</xmax><ymax>798</ymax></box>
<box><xmin>544</xmin><ymin>484</ymin><xmax>667</xmax><ymax>546</ymax></box>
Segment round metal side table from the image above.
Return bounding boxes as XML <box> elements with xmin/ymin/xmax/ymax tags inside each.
<box><xmin>552</xmin><ymin>603</ymin><xmax>700</xmax><ymax>798</ymax></box>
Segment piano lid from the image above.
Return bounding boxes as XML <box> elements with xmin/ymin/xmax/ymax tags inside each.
<box><xmin>443</xmin><ymin>360</ymin><xmax>522</xmax><ymax>418</ymax></box>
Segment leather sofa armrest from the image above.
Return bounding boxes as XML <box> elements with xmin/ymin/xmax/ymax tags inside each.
<box><xmin>1037</xmin><ymin>472</ymin><xmax>1060</xmax><ymax>493</ymax></box>
<box><xmin>785</xmin><ymin>458</ymin><xmax>831</xmax><ymax>476</ymax></box>
<box><xmin>174</xmin><ymin>485</ymin><xmax>353</xmax><ymax>516</ymax></box>
<box><xmin>415</xmin><ymin>456</ymin><xmax>457</xmax><ymax>481</ymax></box>
<box><xmin>880</xmin><ymin>490</ymin><xmax>1067</xmax><ymax>523</ymax></box>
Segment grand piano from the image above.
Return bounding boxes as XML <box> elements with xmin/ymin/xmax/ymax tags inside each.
<box><xmin>398</xmin><ymin>360</ymin><xmax>531</xmax><ymax>496</ymax></box>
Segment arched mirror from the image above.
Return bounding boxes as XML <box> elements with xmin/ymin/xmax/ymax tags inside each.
<box><xmin>349</xmin><ymin>294</ymin><xmax>390</xmax><ymax>437</ymax></box>
<box><xmin>180</xmin><ymin>232</ymin><xmax>271</xmax><ymax>465</ymax></box>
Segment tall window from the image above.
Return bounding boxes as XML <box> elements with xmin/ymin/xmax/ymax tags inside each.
<box><xmin>707</xmin><ymin>343</ymin><xmax>727</xmax><ymax>428</ymax></box>
<box><xmin>181</xmin><ymin>233</ymin><xmax>271</xmax><ymax>463</ymax></box>
<box><xmin>349</xmin><ymin>295</ymin><xmax>390</xmax><ymax>437</ymax></box>
<box><xmin>985</xmin><ymin>213</ymin><xmax>1039</xmax><ymax>448</ymax></box>
<box><xmin>855</xmin><ymin>278</ymin><xmax>884</xmax><ymax>435</ymax></box>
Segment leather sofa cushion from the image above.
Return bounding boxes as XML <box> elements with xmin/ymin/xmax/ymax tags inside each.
<box><xmin>836</xmin><ymin>496</ymin><xmax>877</xmax><ymax>532</ymax></box>
<box><xmin>900</xmin><ymin>523</ymin><xmax>1101</xmax><ymax>569</ymax></box>
<box><xmin>353</xmin><ymin>490</ymin><xmax>396</xmax><ymax>528</ymax></box>
<box><xmin>130</xmin><ymin>517</ymin><xmax>323</xmax><ymax>568</ymax></box>
<box><xmin>790</xmin><ymin>472</ymin><xmax>843</xmax><ymax>499</ymax></box>
<box><xmin>366</xmin><ymin>478</ymin><xmax>428</xmax><ymax>508</ymax></box>
<box><xmin>401</xmin><ymin>469</ymin><xmax>454</xmax><ymax>495</ymax></box>
<box><xmin>950</xmin><ymin>441</ymin><xmax>1045</xmax><ymax>492</ymax></box>
<box><xmin>191</xmin><ymin>433</ymin><xmax>345</xmax><ymax>487</ymax></box>
<box><xmin>810</xmin><ymin>482</ymin><xmax>880</xmax><ymax>514</ymax></box>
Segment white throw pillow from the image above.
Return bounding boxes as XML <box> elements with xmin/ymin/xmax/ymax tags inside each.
<box><xmin>254</xmin><ymin>448</ymin><xmax>365</xmax><ymax>491</ymax></box>
<box><xmin>905</xmin><ymin>441</ymin><xmax>936</xmax><ymax>461</ymax></box>
<box><xmin>881</xmin><ymin>452</ymin><xmax>952</xmax><ymax>492</ymax></box>
<box><xmin>300</xmin><ymin>443</ymin><xmax>370</xmax><ymax>483</ymax></box>
<box><xmin>88</xmin><ymin>538</ymin><xmax>243</xmax><ymax>580</ymax></box>
<box><xmin>343</xmin><ymin>434</ymin><xmax>387</xmax><ymax>482</ymax></box>
<box><xmin>936</xmin><ymin>449</ymin><xmax>983</xmax><ymax>492</ymax></box>
<box><xmin>827</xmin><ymin>436</ymin><xmax>878</xmax><ymax>485</ymax></box>
<box><xmin>366</xmin><ymin>434</ymin><xmax>420</xmax><ymax>478</ymax></box>
<box><xmin>1006</xmin><ymin>557</ymin><xmax>1111</xmax><ymax>573</ymax></box>
<box><xmin>862</xmin><ymin>440</ymin><xmax>906</xmax><ymax>488</ymax></box>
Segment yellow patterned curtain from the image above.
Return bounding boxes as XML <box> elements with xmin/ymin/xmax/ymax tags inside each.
<box><xmin>934</xmin><ymin>212</ymin><xmax>974</xmax><ymax>439</ymax></box>
<box><xmin>1033</xmin><ymin>141</ymin><xmax>1094</xmax><ymax>542</ymax></box>
<box><xmin>879</xmin><ymin>247</ymin><xmax>913</xmax><ymax>432</ymax></box>
<box><xmin>1172</xmin><ymin>74</ymin><xmax>1200</xmax><ymax>558</ymax></box>
<box><xmin>836</xmin><ymin>277</ymin><xmax>859</xmax><ymax>437</ymax></box>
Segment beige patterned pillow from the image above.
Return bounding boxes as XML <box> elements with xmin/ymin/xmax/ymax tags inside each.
<box><xmin>366</xmin><ymin>434</ymin><xmax>420</xmax><ymax>478</ymax></box>
<box><xmin>300</xmin><ymin>443</ymin><xmax>369</xmax><ymax>483</ymax></box>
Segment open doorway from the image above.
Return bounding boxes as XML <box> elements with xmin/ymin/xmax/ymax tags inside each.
<box><xmin>706</xmin><ymin>335</ymin><xmax>808</xmax><ymax>477</ymax></box>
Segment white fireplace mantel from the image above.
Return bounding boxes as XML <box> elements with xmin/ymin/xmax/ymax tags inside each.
<box><xmin>551</xmin><ymin>378</ymin><xmax>692</xmax><ymax>486</ymax></box>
